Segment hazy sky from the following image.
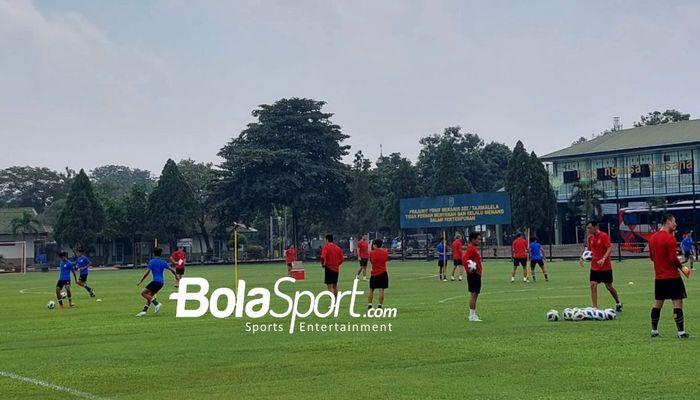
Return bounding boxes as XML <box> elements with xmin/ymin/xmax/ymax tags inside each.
<box><xmin>1</xmin><ymin>0</ymin><xmax>699</xmax><ymax>175</ymax></box>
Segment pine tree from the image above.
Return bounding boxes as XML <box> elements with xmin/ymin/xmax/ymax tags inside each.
<box><xmin>55</xmin><ymin>169</ymin><xmax>104</xmax><ymax>250</ymax></box>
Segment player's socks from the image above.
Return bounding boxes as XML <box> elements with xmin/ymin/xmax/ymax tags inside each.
<box><xmin>532</xmin><ymin>275</ymin><xmax>536</xmax><ymax>282</ymax></box>
<box><xmin>673</xmin><ymin>308</ymin><xmax>684</xmax><ymax>333</ymax></box>
<box><xmin>58</xmin><ymin>299</ymin><xmax>63</xmax><ymax>306</ymax></box>
<box><xmin>152</xmin><ymin>299</ymin><xmax>160</xmax><ymax>306</ymax></box>
<box><xmin>142</xmin><ymin>305</ymin><xmax>149</xmax><ymax>313</ymax></box>
<box><xmin>544</xmin><ymin>273</ymin><xmax>549</xmax><ymax>281</ymax></box>
<box><xmin>511</xmin><ymin>277</ymin><xmax>515</xmax><ymax>283</ymax></box>
<box><xmin>651</xmin><ymin>307</ymin><xmax>661</xmax><ymax>331</ymax></box>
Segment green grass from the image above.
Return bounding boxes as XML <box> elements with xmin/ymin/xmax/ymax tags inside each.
<box><xmin>0</xmin><ymin>259</ymin><xmax>698</xmax><ymax>399</ymax></box>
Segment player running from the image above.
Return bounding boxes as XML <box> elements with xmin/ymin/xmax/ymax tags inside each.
<box><xmin>511</xmin><ymin>233</ymin><xmax>529</xmax><ymax>283</ymax></box>
<box><xmin>56</xmin><ymin>251</ymin><xmax>78</xmax><ymax>308</ymax></box>
<box><xmin>529</xmin><ymin>237</ymin><xmax>549</xmax><ymax>282</ymax></box>
<box><xmin>169</xmin><ymin>246</ymin><xmax>186</xmax><ymax>287</ymax></box>
<box><xmin>681</xmin><ymin>231</ymin><xmax>695</xmax><ymax>270</ymax></box>
<box><xmin>579</xmin><ymin>221</ymin><xmax>622</xmax><ymax>312</ymax></box>
<box><xmin>73</xmin><ymin>248</ymin><xmax>96</xmax><ymax>297</ymax></box>
<box><xmin>450</xmin><ymin>233</ymin><xmax>464</xmax><ymax>281</ymax></box>
<box><xmin>285</xmin><ymin>244</ymin><xmax>296</xmax><ymax>276</ymax></box>
<box><xmin>136</xmin><ymin>248</ymin><xmax>178</xmax><ymax>317</ymax></box>
<box><xmin>320</xmin><ymin>234</ymin><xmax>344</xmax><ymax>297</ymax></box>
<box><xmin>649</xmin><ymin>214</ymin><xmax>691</xmax><ymax>338</ymax></box>
<box><xmin>368</xmin><ymin>239</ymin><xmax>389</xmax><ymax>310</ymax></box>
<box><xmin>355</xmin><ymin>234</ymin><xmax>370</xmax><ymax>281</ymax></box>
<box><xmin>463</xmin><ymin>232</ymin><xmax>484</xmax><ymax>322</ymax></box>
<box><xmin>436</xmin><ymin>238</ymin><xmax>447</xmax><ymax>281</ymax></box>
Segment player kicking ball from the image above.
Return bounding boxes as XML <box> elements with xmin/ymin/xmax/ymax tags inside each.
<box><xmin>136</xmin><ymin>248</ymin><xmax>179</xmax><ymax>317</ymax></box>
<box><xmin>56</xmin><ymin>251</ymin><xmax>78</xmax><ymax>308</ymax></box>
<box><xmin>73</xmin><ymin>248</ymin><xmax>95</xmax><ymax>298</ymax></box>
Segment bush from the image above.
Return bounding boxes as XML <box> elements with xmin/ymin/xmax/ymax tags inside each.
<box><xmin>244</xmin><ymin>245</ymin><xmax>265</xmax><ymax>259</ymax></box>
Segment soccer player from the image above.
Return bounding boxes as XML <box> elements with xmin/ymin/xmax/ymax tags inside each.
<box><xmin>436</xmin><ymin>238</ymin><xmax>447</xmax><ymax>281</ymax></box>
<box><xmin>73</xmin><ymin>248</ymin><xmax>95</xmax><ymax>297</ymax></box>
<box><xmin>450</xmin><ymin>233</ymin><xmax>464</xmax><ymax>281</ymax></box>
<box><xmin>462</xmin><ymin>232</ymin><xmax>484</xmax><ymax>322</ymax></box>
<box><xmin>368</xmin><ymin>239</ymin><xmax>389</xmax><ymax>309</ymax></box>
<box><xmin>320</xmin><ymin>234</ymin><xmax>344</xmax><ymax>297</ymax></box>
<box><xmin>56</xmin><ymin>251</ymin><xmax>78</xmax><ymax>308</ymax></box>
<box><xmin>529</xmin><ymin>237</ymin><xmax>548</xmax><ymax>282</ymax></box>
<box><xmin>285</xmin><ymin>244</ymin><xmax>296</xmax><ymax>276</ymax></box>
<box><xmin>511</xmin><ymin>233</ymin><xmax>529</xmax><ymax>283</ymax></box>
<box><xmin>649</xmin><ymin>214</ymin><xmax>691</xmax><ymax>338</ymax></box>
<box><xmin>136</xmin><ymin>248</ymin><xmax>178</xmax><ymax>317</ymax></box>
<box><xmin>355</xmin><ymin>234</ymin><xmax>370</xmax><ymax>281</ymax></box>
<box><xmin>169</xmin><ymin>246</ymin><xmax>186</xmax><ymax>287</ymax></box>
<box><xmin>578</xmin><ymin>221</ymin><xmax>622</xmax><ymax>311</ymax></box>
<box><xmin>681</xmin><ymin>231</ymin><xmax>695</xmax><ymax>270</ymax></box>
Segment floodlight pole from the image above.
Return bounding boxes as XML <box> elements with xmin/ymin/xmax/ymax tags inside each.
<box><xmin>692</xmin><ymin>152</ymin><xmax>697</xmax><ymax>254</ymax></box>
<box><xmin>615</xmin><ymin>177</ymin><xmax>622</xmax><ymax>263</ymax></box>
<box><xmin>234</xmin><ymin>227</ymin><xmax>238</xmax><ymax>293</ymax></box>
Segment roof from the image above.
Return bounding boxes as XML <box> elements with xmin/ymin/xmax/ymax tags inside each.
<box><xmin>0</xmin><ymin>207</ymin><xmax>48</xmax><ymax>235</ymax></box>
<box><xmin>542</xmin><ymin>119</ymin><xmax>700</xmax><ymax>161</ymax></box>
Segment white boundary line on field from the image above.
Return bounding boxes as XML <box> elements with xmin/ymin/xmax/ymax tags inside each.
<box><xmin>437</xmin><ymin>286</ymin><xmax>590</xmax><ymax>304</ymax></box>
<box><xmin>19</xmin><ymin>287</ymin><xmax>53</xmax><ymax>295</ymax></box>
<box><xmin>0</xmin><ymin>370</ymin><xmax>109</xmax><ymax>400</ymax></box>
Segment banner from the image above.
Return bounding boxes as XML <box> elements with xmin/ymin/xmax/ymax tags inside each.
<box><xmin>400</xmin><ymin>192</ymin><xmax>511</xmax><ymax>229</ymax></box>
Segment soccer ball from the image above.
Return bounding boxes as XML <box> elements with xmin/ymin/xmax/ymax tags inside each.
<box><xmin>47</xmin><ymin>301</ymin><xmax>56</xmax><ymax>309</ymax></box>
<box><xmin>583</xmin><ymin>308</ymin><xmax>597</xmax><ymax>320</ymax></box>
<box><xmin>581</xmin><ymin>250</ymin><xmax>593</xmax><ymax>261</ymax></box>
<box><xmin>572</xmin><ymin>309</ymin><xmax>585</xmax><ymax>321</ymax></box>
<box><xmin>546</xmin><ymin>309</ymin><xmax>559</xmax><ymax>322</ymax></box>
<box><xmin>466</xmin><ymin>260</ymin><xmax>477</xmax><ymax>272</ymax></box>
<box><xmin>604</xmin><ymin>308</ymin><xmax>617</xmax><ymax>320</ymax></box>
<box><xmin>593</xmin><ymin>309</ymin><xmax>606</xmax><ymax>321</ymax></box>
<box><xmin>562</xmin><ymin>308</ymin><xmax>573</xmax><ymax>321</ymax></box>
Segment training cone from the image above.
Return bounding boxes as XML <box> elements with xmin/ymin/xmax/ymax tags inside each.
<box><xmin>681</xmin><ymin>266</ymin><xmax>691</xmax><ymax>278</ymax></box>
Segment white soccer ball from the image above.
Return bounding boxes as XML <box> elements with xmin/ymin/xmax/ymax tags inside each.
<box><xmin>593</xmin><ymin>309</ymin><xmax>606</xmax><ymax>321</ymax></box>
<box><xmin>583</xmin><ymin>308</ymin><xmax>597</xmax><ymax>320</ymax></box>
<box><xmin>466</xmin><ymin>260</ymin><xmax>477</xmax><ymax>272</ymax></box>
<box><xmin>604</xmin><ymin>308</ymin><xmax>617</xmax><ymax>320</ymax></box>
<box><xmin>562</xmin><ymin>308</ymin><xmax>573</xmax><ymax>321</ymax></box>
<box><xmin>547</xmin><ymin>309</ymin><xmax>560</xmax><ymax>322</ymax></box>
<box><xmin>47</xmin><ymin>301</ymin><xmax>56</xmax><ymax>309</ymax></box>
<box><xmin>178</xmin><ymin>259</ymin><xmax>184</xmax><ymax>266</ymax></box>
<box><xmin>581</xmin><ymin>250</ymin><xmax>593</xmax><ymax>261</ymax></box>
<box><xmin>572</xmin><ymin>309</ymin><xmax>585</xmax><ymax>321</ymax></box>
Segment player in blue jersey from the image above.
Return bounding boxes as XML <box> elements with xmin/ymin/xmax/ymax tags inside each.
<box><xmin>73</xmin><ymin>248</ymin><xmax>96</xmax><ymax>297</ymax></box>
<box><xmin>436</xmin><ymin>239</ymin><xmax>447</xmax><ymax>281</ymax></box>
<box><xmin>681</xmin><ymin>231</ymin><xmax>695</xmax><ymax>270</ymax></box>
<box><xmin>529</xmin><ymin>237</ymin><xmax>549</xmax><ymax>282</ymax></box>
<box><xmin>56</xmin><ymin>251</ymin><xmax>78</xmax><ymax>308</ymax></box>
<box><xmin>136</xmin><ymin>248</ymin><xmax>178</xmax><ymax>317</ymax></box>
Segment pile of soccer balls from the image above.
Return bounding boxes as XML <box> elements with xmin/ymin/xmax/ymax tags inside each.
<box><xmin>547</xmin><ymin>307</ymin><xmax>617</xmax><ymax>322</ymax></box>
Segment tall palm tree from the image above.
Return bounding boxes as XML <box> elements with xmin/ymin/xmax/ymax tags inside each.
<box><xmin>11</xmin><ymin>211</ymin><xmax>41</xmax><ymax>241</ymax></box>
<box><xmin>568</xmin><ymin>181</ymin><xmax>607</xmax><ymax>221</ymax></box>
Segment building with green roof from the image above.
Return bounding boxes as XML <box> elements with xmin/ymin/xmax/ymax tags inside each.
<box><xmin>541</xmin><ymin>119</ymin><xmax>700</xmax><ymax>244</ymax></box>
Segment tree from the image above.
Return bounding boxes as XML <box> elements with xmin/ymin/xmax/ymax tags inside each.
<box><xmin>177</xmin><ymin>159</ymin><xmax>216</xmax><ymax>259</ymax></box>
<box><xmin>147</xmin><ymin>159</ymin><xmax>197</xmax><ymax>250</ymax></box>
<box><xmin>505</xmin><ymin>143</ymin><xmax>555</xmax><ymax>233</ymax></box>
<box><xmin>55</xmin><ymin>169</ymin><xmax>104</xmax><ymax>250</ymax></box>
<box><xmin>11</xmin><ymin>210</ymin><xmax>41</xmax><ymax>241</ymax></box>
<box><xmin>528</xmin><ymin>152</ymin><xmax>556</xmax><ymax>233</ymax></box>
<box><xmin>345</xmin><ymin>151</ymin><xmax>375</xmax><ymax>234</ymax></box>
<box><xmin>416</xmin><ymin>126</ymin><xmax>478</xmax><ymax>196</ymax></box>
<box><xmin>633</xmin><ymin>109</ymin><xmax>690</xmax><ymax>127</ymax></box>
<box><xmin>0</xmin><ymin>166</ymin><xmax>72</xmax><ymax>213</ymax></box>
<box><xmin>505</xmin><ymin>141</ymin><xmax>531</xmax><ymax>230</ymax></box>
<box><xmin>38</xmin><ymin>198</ymin><xmax>66</xmax><ymax>229</ymax></box>
<box><xmin>567</xmin><ymin>181</ymin><xmax>607</xmax><ymax>221</ymax></box>
<box><xmin>90</xmin><ymin>165</ymin><xmax>153</xmax><ymax>199</ymax></box>
<box><xmin>572</xmin><ymin>137</ymin><xmax>587</xmax><ymax>145</ymax></box>
<box><xmin>214</xmin><ymin>98</ymin><xmax>351</xmax><ymax>249</ymax></box>
<box><xmin>374</xmin><ymin>153</ymin><xmax>418</xmax><ymax>232</ymax></box>
<box><xmin>479</xmin><ymin>142</ymin><xmax>512</xmax><ymax>191</ymax></box>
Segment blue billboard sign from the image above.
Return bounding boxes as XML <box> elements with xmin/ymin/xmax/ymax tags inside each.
<box><xmin>400</xmin><ymin>192</ymin><xmax>512</xmax><ymax>229</ymax></box>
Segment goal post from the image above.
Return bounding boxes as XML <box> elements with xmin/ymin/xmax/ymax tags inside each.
<box><xmin>0</xmin><ymin>241</ymin><xmax>27</xmax><ymax>275</ymax></box>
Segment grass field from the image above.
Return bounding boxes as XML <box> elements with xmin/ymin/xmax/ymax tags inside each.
<box><xmin>1</xmin><ymin>258</ymin><xmax>699</xmax><ymax>400</ymax></box>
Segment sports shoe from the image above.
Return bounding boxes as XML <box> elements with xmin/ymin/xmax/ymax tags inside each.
<box><xmin>468</xmin><ymin>315</ymin><xmax>482</xmax><ymax>322</ymax></box>
<box><xmin>615</xmin><ymin>303</ymin><xmax>624</xmax><ymax>312</ymax></box>
<box><xmin>451</xmin><ymin>276</ymin><xmax>455</xmax><ymax>281</ymax></box>
<box><xmin>69</xmin><ymin>303</ymin><xmax>76</xmax><ymax>308</ymax></box>
<box><xmin>677</xmin><ymin>332</ymin><xmax>692</xmax><ymax>339</ymax></box>
<box><xmin>523</xmin><ymin>278</ymin><xmax>528</xmax><ymax>283</ymax></box>
<box><xmin>442</xmin><ymin>278</ymin><xmax>447</xmax><ymax>282</ymax></box>
<box><xmin>154</xmin><ymin>303</ymin><xmax>161</xmax><ymax>314</ymax></box>
<box><xmin>651</xmin><ymin>330</ymin><xmax>660</xmax><ymax>338</ymax></box>
<box><xmin>511</xmin><ymin>278</ymin><xmax>515</xmax><ymax>283</ymax></box>
<box><xmin>136</xmin><ymin>311</ymin><xmax>147</xmax><ymax>317</ymax></box>
<box><xmin>362</xmin><ymin>276</ymin><xmax>367</xmax><ymax>281</ymax></box>
<box><xmin>532</xmin><ymin>276</ymin><xmax>536</xmax><ymax>282</ymax></box>
<box><xmin>458</xmin><ymin>276</ymin><xmax>463</xmax><ymax>281</ymax></box>
<box><xmin>355</xmin><ymin>276</ymin><xmax>360</xmax><ymax>280</ymax></box>
<box><xmin>89</xmin><ymin>292</ymin><xmax>96</xmax><ymax>298</ymax></box>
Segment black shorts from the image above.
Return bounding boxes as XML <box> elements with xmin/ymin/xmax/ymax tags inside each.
<box><xmin>530</xmin><ymin>260</ymin><xmax>544</xmax><ymax>269</ymax></box>
<box><xmin>145</xmin><ymin>281</ymin><xmax>164</xmax><ymax>294</ymax></box>
<box><xmin>467</xmin><ymin>273</ymin><xmax>481</xmax><ymax>294</ymax></box>
<box><xmin>655</xmin><ymin>278</ymin><xmax>687</xmax><ymax>300</ymax></box>
<box><xmin>590</xmin><ymin>269</ymin><xmax>613</xmax><ymax>283</ymax></box>
<box><xmin>175</xmin><ymin>268</ymin><xmax>185</xmax><ymax>275</ymax></box>
<box><xmin>438</xmin><ymin>260</ymin><xmax>445</xmax><ymax>268</ymax></box>
<box><xmin>453</xmin><ymin>259</ymin><xmax>463</xmax><ymax>267</ymax></box>
<box><xmin>513</xmin><ymin>258</ymin><xmax>527</xmax><ymax>267</ymax></box>
<box><xmin>359</xmin><ymin>258</ymin><xmax>368</xmax><ymax>267</ymax></box>
<box><xmin>370</xmin><ymin>272</ymin><xmax>389</xmax><ymax>289</ymax></box>
<box><xmin>324</xmin><ymin>268</ymin><xmax>339</xmax><ymax>285</ymax></box>
<box><xmin>78</xmin><ymin>274</ymin><xmax>88</xmax><ymax>282</ymax></box>
<box><xmin>56</xmin><ymin>280</ymin><xmax>71</xmax><ymax>289</ymax></box>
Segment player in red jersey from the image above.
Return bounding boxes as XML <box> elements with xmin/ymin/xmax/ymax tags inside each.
<box><xmin>649</xmin><ymin>214</ymin><xmax>691</xmax><ymax>338</ymax></box>
<box><xmin>355</xmin><ymin>234</ymin><xmax>370</xmax><ymax>281</ymax></box>
<box><xmin>320</xmin><ymin>234</ymin><xmax>344</xmax><ymax>297</ymax></box>
<box><xmin>285</xmin><ymin>245</ymin><xmax>296</xmax><ymax>276</ymax></box>
<box><xmin>462</xmin><ymin>232</ymin><xmax>484</xmax><ymax>322</ymax></box>
<box><xmin>450</xmin><ymin>233</ymin><xmax>464</xmax><ymax>281</ymax></box>
<box><xmin>169</xmin><ymin>246</ymin><xmax>186</xmax><ymax>288</ymax></box>
<box><xmin>368</xmin><ymin>239</ymin><xmax>389</xmax><ymax>310</ymax></box>
<box><xmin>511</xmin><ymin>233</ymin><xmax>529</xmax><ymax>283</ymax></box>
<box><xmin>579</xmin><ymin>221</ymin><xmax>622</xmax><ymax>311</ymax></box>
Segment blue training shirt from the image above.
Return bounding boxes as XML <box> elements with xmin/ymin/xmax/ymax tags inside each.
<box><xmin>682</xmin><ymin>237</ymin><xmax>694</xmax><ymax>253</ymax></box>
<box><xmin>529</xmin><ymin>242</ymin><xmax>543</xmax><ymax>261</ymax></box>
<box><xmin>436</xmin><ymin>243</ymin><xmax>446</xmax><ymax>261</ymax></box>
<box><xmin>59</xmin><ymin>260</ymin><xmax>73</xmax><ymax>281</ymax></box>
<box><xmin>148</xmin><ymin>258</ymin><xmax>170</xmax><ymax>284</ymax></box>
<box><xmin>76</xmin><ymin>255</ymin><xmax>90</xmax><ymax>275</ymax></box>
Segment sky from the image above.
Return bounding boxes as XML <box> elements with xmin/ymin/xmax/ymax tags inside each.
<box><xmin>1</xmin><ymin>0</ymin><xmax>699</xmax><ymax>175</ymax></box>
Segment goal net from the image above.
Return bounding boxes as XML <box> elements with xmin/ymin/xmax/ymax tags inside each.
<box><xmin>0</xmin><ymin>241</ymin><xmax>27</xmax><ymax>274</ymax></box>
